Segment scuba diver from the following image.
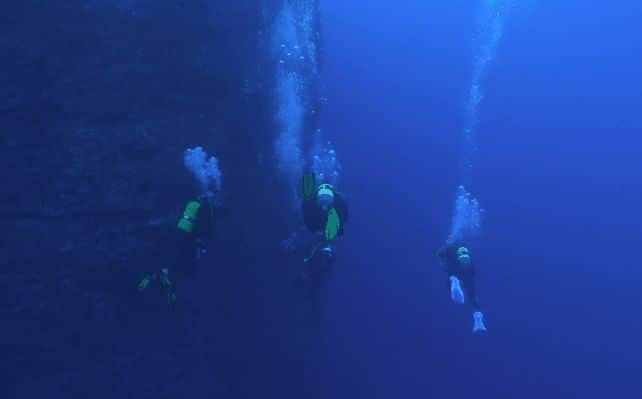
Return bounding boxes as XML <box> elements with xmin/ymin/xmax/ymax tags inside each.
<box><xmin>437</xmin><ymin>243</ymin><xmax>488</xmax><ymax>333</ymax></box>
<box><xmin>299</xmin><ymin>172</ymin><xmax>349</xmax><ymax>301</ymax></box>
<box><xmin>301</xmin><ymin>172</ymin><xmax>349</xmax><ymax>260</ymax></box>
<box><xmin>138</xmin><ymin>193</ymin><xmax>215</xmax><ymax>304</ymax></box>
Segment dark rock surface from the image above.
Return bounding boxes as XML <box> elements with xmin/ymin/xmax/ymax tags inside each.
<box><xmin>2</xmin><ymin>1</ymin><xmax>316</xmax><ymax>397</ymax></box>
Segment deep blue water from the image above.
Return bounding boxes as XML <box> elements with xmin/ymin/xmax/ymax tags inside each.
<box><xmin>316</xmin><ymin>0</ymin><xmax>642</xmax><ymax>397</ymax></box>
<box><xmin>5</xmin><ymin>1</ymin><xmax>642</xmax><ymax>398</ymax></box>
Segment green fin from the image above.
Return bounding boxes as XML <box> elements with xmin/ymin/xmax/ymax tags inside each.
<box><xmin>138</xmin><ymin>275</ymin><xmax>152</xmax><ymax>291</ymax></box>
<box><xmin>325</xmin><ymin>208</ymin><xmax>341</xmax><ymax>241</ymax></box>
<box><xmin>302</xmin><ymin>172</ymin><xmax>317</xmax><ymax>200</ymax></box>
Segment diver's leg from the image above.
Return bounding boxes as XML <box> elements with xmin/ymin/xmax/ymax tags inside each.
<box><xmin>463</xmin><ymin>269</ymin><xmax>487</xmax><ymax>332</ymax></box>
<box><xmin>462</xmin><ymin>269</ymin><xmax>480</xmax><ymax>311</ymax></box>
<box><xmin>317</xmin><ymin>252</ymin><xmax>334</xmax><ymax>291</ymax></box>
<box><xmin>161</xmin><ymin>233</ymin><xmax>197</xmax><ymax>304</ymax></box>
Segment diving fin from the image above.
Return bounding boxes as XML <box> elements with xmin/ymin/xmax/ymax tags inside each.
<box><xmin>450</xmin><ymin>276</ymin><xmax>465</xmax><ymax>304</ymax></box>
<box><xmin>325</xmin><ymin>208</ymin><xmax>341</xmax><ymax>241</ymax></box>
<box><xmin>138</xmin><ymin>274</ymin><xmax>152</xmax><ymax>291</ymax></box>
<box><xmin>302</xmin><ymin>172</ymin><xmax>317</xmax><ymax>200</ymax></box>
<box><xmin>473</xmin><ymin>311</ymin><xmax>487</xmax><ymax>333</ymax></box>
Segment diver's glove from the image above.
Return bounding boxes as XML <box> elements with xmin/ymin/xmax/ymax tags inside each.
<box><xmin>449</xmin><ymin>276</ymin><xmax>465</xmax><ymax>304</ymax></box>
<box><xmin>473</xmin><ymin>311</ymin><xmax>487</xmax><ymax>333</ymax></box>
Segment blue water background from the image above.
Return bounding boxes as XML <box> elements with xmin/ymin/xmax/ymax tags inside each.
<box><xmin>315</xmin><ymin>1</ymin><xmax>642</xmax><ymax>397</ymax></box>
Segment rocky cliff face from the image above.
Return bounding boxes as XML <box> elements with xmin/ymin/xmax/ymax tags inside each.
<box><xmin>2</xmin><ymin>2</ymin><xmax>313</xmax><ymax>397</ymax></box>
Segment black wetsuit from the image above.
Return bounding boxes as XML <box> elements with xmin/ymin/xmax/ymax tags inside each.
<box><xmin>300</xmin><ymin>191</ymin><xmax>349</xmax><ymax>303</ymax></box>
<box><xmin>302</xmin><ymin>192</ymin><xmax>349</xmax><ymax>235</ymax></box>
<box><xmin>437</xmin><ymin>244</ymin><xmax>480</xmax><ymax>311</ymax></box>
<box><xmin>171</xmin><ymin>197</ymin><xmax>215</xmax><ymax>279</ymax></box>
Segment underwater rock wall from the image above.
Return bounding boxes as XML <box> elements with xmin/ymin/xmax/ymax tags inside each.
<box><xmin>1</xmin><ymin>1</ymin><xmax>309</xmax><ymax>397</ymax></box>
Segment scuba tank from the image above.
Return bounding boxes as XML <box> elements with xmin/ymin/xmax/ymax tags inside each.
<box><xmin>177</xmin><ymin>201</ymin><xmax>201</xmax><ymax>233</ymax></box>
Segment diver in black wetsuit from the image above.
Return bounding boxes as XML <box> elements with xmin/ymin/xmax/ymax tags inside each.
<box><xmin>138</xmin><ymin>193</ymin><xmax>215</xmax><ymax>303</ymax></box>
<box><xmin>437</xmin><ymin>243</ymin><xmax>488</xmax><ymax>333</ymax></box>
<box><xmin>302</xmin><ymin>177</ymin><xmax>349</xmax><ymax>260</ymax></box>
<box><xmin>299</xmin><ymin>173</ymin><xmax>349</xmax><ymax>302</ymax></box>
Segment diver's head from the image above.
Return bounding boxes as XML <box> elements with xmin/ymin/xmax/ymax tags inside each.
<box><xmin>457</xmin><ymin>246</ymin><xmax>471</xmax><ymax>265</ymax></box>
<box><xmin>316</xmin><ymin>184</ymin><xmax>335</xmax><ymax>210</ymax></box>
